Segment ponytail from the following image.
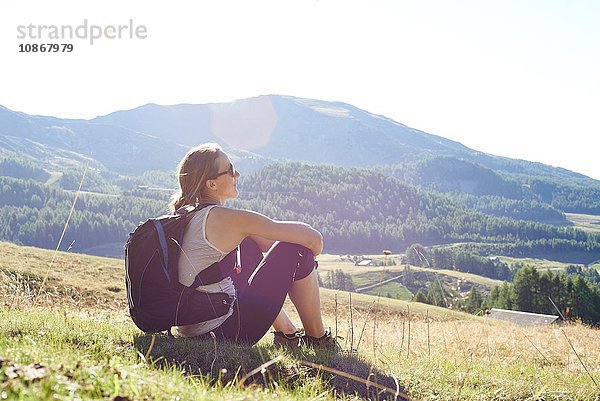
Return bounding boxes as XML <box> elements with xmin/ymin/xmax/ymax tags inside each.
<box><xmin>169</xmin><ymin>193</ymin><xmax>186</xmax><ymax>213</ymax></box>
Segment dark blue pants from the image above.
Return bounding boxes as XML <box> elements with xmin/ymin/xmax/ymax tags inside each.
<box><xmin>215</xmin><ymin>238</ymin><xmax>315</xmax><ymax>345</ymax></box>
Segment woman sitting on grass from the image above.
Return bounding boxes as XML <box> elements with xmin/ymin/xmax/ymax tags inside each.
<box><xmin>171</xmin><ymin>143</ymin><xmax>336</xmax><ymax>349</ymax></box>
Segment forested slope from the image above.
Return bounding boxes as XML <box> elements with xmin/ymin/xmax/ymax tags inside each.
<box><xmin>232</xmin><ymin>163</ymin><xmax>600</xmax><ymax>257</ymax></box>
<box><xmin>1</xmin><ymin>158</ymin><xmax>599</xmax><ymax>260</ymax></box>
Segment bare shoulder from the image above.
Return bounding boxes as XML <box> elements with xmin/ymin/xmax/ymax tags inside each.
<box><xmin>207</xmin><ymin>206</ymin><xmax>267</xmax><ymax>223</ymax></box>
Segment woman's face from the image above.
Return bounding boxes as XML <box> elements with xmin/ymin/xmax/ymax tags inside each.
<box><xmin>209</xmin><ymin>151</ymin><xmax>240</xmax><ymax>201</ymax></box>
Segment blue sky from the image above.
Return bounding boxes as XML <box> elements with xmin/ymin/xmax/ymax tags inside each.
<box><xmin>1</xmin><ymin>0</ymin><xmax>599</xmax><ymax>179</ymax></box>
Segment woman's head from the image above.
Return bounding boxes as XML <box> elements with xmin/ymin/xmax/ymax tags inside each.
<box><xmin>169</xmin><ymin>143</ymin><xmax>240</xmax><ymax>211</ymax></box>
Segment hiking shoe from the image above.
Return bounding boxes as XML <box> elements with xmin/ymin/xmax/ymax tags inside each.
<box><xmin>302</xmin><ymin>329</ymin><xmax>341</xmax><ymax>352</ymax></box>
<box><xmin>273</xmin><ymin>330</ymin><xmax>303</xmax><ymax>349</ymax></box>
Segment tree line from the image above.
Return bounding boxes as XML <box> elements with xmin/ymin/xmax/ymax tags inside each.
<box><xmin>403</xmin><ymin>243</ymin><xmax>514</xmax><ymax>280</ymax></box>
<box><xmin>379</xmin><ymin>155</ymin><xmax>600</xmax><ymax>215</ymax></box>
<box><xmin>0</xmin><ymin>176</ymin><xmax>165</xmax><ymax>254</ymax></box>
<box><xmin>480</xmin><ymin>266</ymin><xmax>600</xmax><ymax>324</ymax></box>
<box><xmin>317</xmin><ymin>269</ymin><xmax>355</xmax><ymax>292</ymax></box>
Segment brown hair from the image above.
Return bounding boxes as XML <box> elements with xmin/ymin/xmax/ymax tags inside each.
<box><xmin>169</xmin><ymin>143</ymin><xmax>223</xmax><ymax>212</ymax></box>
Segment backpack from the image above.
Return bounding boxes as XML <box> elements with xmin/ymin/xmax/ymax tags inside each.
<box><xmin>124</xmin><ymin>203</ymin><xmax>236</xmax><ymax>334</ymax></box>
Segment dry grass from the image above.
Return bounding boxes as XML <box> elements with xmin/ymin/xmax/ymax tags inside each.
<box><xmin>565</xmin><ymin>212</ymin><xmax>600</xmax><ymax>234</ymax></box>
<box><xmin>496</xmin><ymin>255</ymin><xmax>574</xmax><ymax>271</ymax></box>
<box><xmin>289</xmin><ymin>289</ymin><xmax>600</xmax><ymax>373</ymax></box>
<box><xmin>373</xmin><ymin>317</ymin><xmax>598</xmax><ymax>369</ymax></box>
<box><xmin>0</xmin><ymin>241</ymin><xmax>125</xmax><ymax>312</ymax></box>
<box><xmin>282</xmin><ymin>288</ymin><xmax>600</xmax><ymax>399</ymax></box>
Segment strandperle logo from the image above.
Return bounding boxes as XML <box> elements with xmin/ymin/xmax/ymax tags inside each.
<box><xmin>16</xmin><ymin>19</ymin><xmax>148</xmax><ymax>45</ymax></box>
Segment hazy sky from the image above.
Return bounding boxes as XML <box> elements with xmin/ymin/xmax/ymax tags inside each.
<box><xmin>1</xmin><ymin>0</ymin><xmax>599</xmax><ymax>179</ymax></box>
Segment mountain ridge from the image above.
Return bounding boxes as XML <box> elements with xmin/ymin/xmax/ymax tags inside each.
<box><xmin>0</xmin><ymin>94</ymin><xmax>597</xmax><ymax>185</ymax></box>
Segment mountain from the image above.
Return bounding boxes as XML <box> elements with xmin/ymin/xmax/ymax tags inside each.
<box><xmin>1</xmin><ymin>95</ymin><xmax>594</xmax><ymax>184</ymax></box>
<box><xmin>2</xmin><ymin>94</ymin><xmax>600</xmax><ymax>216</ymax></box>
<box><xmin>0</xmin><ymin>105</ymin><xmax>186</xmax><ymax>174</ymax></box>
<box><xmin>93</xmin><ymin>95</ymin><xmax>472</xmax><ymax>167</ymax></box>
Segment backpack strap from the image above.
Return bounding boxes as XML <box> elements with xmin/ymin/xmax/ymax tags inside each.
<box><xmin>167</xmin><ymin>202</ymin><xmax>217</xmax><ymax>287</ymax></box>
<box><xmin>175</xmin><ymin>202</ymin><xmax>216</xmax><ymax>217</ymax></box>
<box><xmin>177</xmin><ymin>201</ymin><xmax>230</xmax><ymax>288</ymax></box>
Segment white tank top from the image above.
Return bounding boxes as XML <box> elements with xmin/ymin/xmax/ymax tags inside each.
<box><xmin>176</xmin><ymin>205</ymin><xmax>236</xmax><ymax>337</ymax></box>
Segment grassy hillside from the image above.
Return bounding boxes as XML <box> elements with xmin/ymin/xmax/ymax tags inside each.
<box><xmin>0</xmin><ymin>241</ymin><xmax>125</xmax><ymax>310</ymax></box>
<box><xmin>1</xmin><ymin>243</ymin><xmax>600</xmax><ymax>400</ymax></box>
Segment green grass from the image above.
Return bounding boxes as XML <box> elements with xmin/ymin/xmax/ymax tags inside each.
<box><xmin>345</xmin><ymin>271</ymin><xmax>413</xmax><ymax>300</ymax></box>
<box><xmin>361</xmin><ymin>282</ymin><xmax>413</xmax><ymax>300</ymax></box>
<box><xmin>0</xmin><ymin>309</ymin><xmax>346</xmax><ymax>400</ymax></box>
<box><xmin>316</xmin><ymin>288</ymin><xmax>467</xmax><ymax>321</ymax></box>
<box><xmin>2</xmin><ymin>243</ymin><xmax>600</xmax><ymax>400</ymax></box>
<box><xmin>319</xmin><ymin>262</ymin><xmax>499</xmax><ymax>307</ymax></box>
<box><xmin>351</xmin><ymin>270</ymin><xmax>395</xmax><ymax>288</ymax></box>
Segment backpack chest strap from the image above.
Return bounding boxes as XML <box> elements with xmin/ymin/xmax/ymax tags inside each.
<box><xmin>189</xmin><ymin>260</ymin><xmax>226</xmax><ymax>288</ymax></box>
<box><xmin>188</xmin><ymin>246</ymin><xmax>238</xmax><ymax>289</ymax></box>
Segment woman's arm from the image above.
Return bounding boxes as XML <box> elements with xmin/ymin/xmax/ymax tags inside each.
<box><xmin>248</xmin><ymin>235</ymin><xmax>276</xmax><ymax>253</ymax></box>
<box><xmin>206</xmin><ymin>208</ymin><xmax>323</xmax><ymax>256</ymax></box>
<box><xmin>245</xmin><ymin>216</ymin><xmax>323</xmax><ymax>256</ymax></box>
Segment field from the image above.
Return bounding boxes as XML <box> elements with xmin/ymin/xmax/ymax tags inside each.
<box><xmin>1</xmin><ymin>242</ymin><xmax>600</xmax><ymax>400</ymax></box>
<box><xmin>491</xmin><ymin>256</ymin><xmax>574</xmax><ymax>271</ymax></box>
<box><xmin>317</xmin><ymin>254</ymin><xmax>505</xmax><ymax>303</ymax></box>
<box><xmin>318</xmin><ymin>254</ymin><xmax>505</xmax><ymax>288</ymax></box>
<box><xmin>565</xmin><ymin>213</ymin><xmax>600</xmax><ymax>234</ymax></box>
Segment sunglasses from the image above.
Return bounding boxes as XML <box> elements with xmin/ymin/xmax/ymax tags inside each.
<box><xmin>209</xmin><ymin>163</ymin><xmax>237</xmax><ymax>180</ymax></box>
